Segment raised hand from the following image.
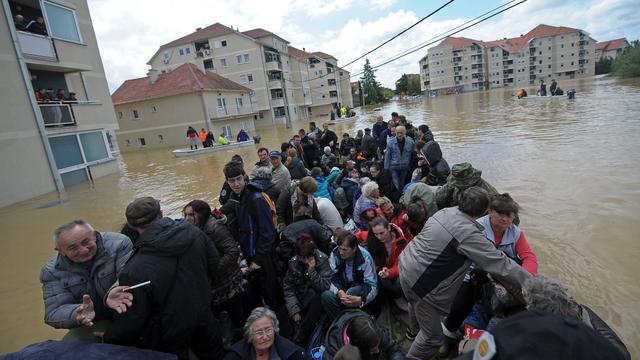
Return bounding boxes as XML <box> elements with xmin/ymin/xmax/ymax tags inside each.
<box><xmin>106</xmin><ymin>286</ymin><xmax>133</xmax><ymax>314</ymax></box>
<box><xmin>75</xmin><ymin>294</ymin><xmax>95</xmax><ymax>326</ymax></box>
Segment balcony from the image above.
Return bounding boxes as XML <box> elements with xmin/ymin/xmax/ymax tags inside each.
<box><xmin>211</xmin><ymin>105</ymin><xmax>254</xmax><ymax>120</ymax></box>
<box><xmin>268</xmin><ymin>79</ymin><xmax>282</xmax><ymax>89</ymax></box>
<box><xmin>271</xmin><ymin>98</ymin><xmax>285</xmax><ymax>107</ymax></box>
<box><xmin>453</xmin><ymin>57</ymin><xmax>462</xmax><ymax>62</ymax></box>
<box><xmin>39</xmin><ymin>102</ymin><xmax>76</xmax><ymax>127</ymax></box>
<box><xmin>265</xmin><ymin>60</ymin><xmax>282</xmax><ymax>71</ymax></box>
<box><xmin>17</xmin><ymin>31</ymin><xmax>57</xmax><ymax>61</ymax></box>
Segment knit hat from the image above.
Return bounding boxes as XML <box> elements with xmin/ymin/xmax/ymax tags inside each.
<box><xmin>126</xmin><ymin>197</ymin><xmax>161</xmax><ymax>227</ymax></box>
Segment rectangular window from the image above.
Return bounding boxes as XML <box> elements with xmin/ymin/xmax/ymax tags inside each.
<box><xmin>79</xmin><ymin>132</ymin><xmax>108</xmax><ymax>162</ymax></box>
<box><xmin>43</xmin><ymin>1</ymin><xmax>81</xmax><ymax>43</ymax></box>
<box><xmin>328</xmin><ymin>79</ymin><xmax>336</xmax><ymax>86</ymax></box>
<box><xmin>60</xmin><ymin>169</ymin><xmax>88</xmax><ymax>187</ymax></box>
<box><xmin>117</xmin><ymin>111</ymin><xmax>123</xmax><ymax>119</ymax></box>
<box><xmin>158</xmin><ymin>134</ymin><xmax>164</xmax><ymax>143</ymax></box>
<box><xmin>213</xmin><ymin>40</ymin><xmax>221</xmax><ymax>48</ymax></box>
<box><xmin>151</xmin><ymin>106</ymin><xmax>158</xmax><ymax>113</ymax></box>
<box><xmin>179</xmin><ymin>49</ymin><xmax>184</xmax><ymax>56</ymax></box>
<box><xmin>185</xmin><ymin>48</ymin><xmax>191</xmax><ymax>54</ymax></box>
<box><xmin>132</xmin><ymin>110</ymin><xmax>139</xmax><ymax>119</ymax></box>
<box><xmin>236</xmin><ymin>97</ymin><xmax>243</xmax><ymax>107</ymax></box>
<box><xmin>220</xmin><ymin>58</ymin><xmax>227</xmax><ymax>67</ymax></box>
<box><xmin>217</xmin><ymin>98</ymin><xmax>226</xmax><ymax>109</ymax></box>
<box><xmin>49</xmin><ymin>134</ymin><xmax>83</xmax><ymax>169</ymax></box>
<box><xmin>236</xmin><ymin>53</ymin><xmax>250</xmax><ymax>64</ymax></box>
<box><xmin>250</xmin><ymin>91</ymin><xmax>257</xmax><ymax>103</ymax></box>
<box><xmin>244</xmin><ymin>54</ymin><xmax>250</xmax><ymax>63</ymax></box>
<box><xmin>221</xmin><ymin>40</ymin><xmax>227</xmax><ymax>47</ymax></box>
<box><xmin>240</xmin><ymin>75</ymin><xmax>248</xmax><ymax>84</ymax></box>
<box><xmin>204</xmin><ymin>59</ymin><xmax>214</xmax><ymax>70</ymax></box>
<box><xmin>222</xmin><ymin>125</ymin><xmax>232</xmax><ymax>138</ymax></box>
<box><xmin>138</xmin><ymin>138</ymin><xmax>146</xmax><ymax>146</ymax></box>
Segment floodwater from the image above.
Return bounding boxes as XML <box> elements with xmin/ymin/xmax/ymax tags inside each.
<box><xmin>1</xmin><ymin>75</ymin><xmax>639</xmax><ymax>356</ymax></box>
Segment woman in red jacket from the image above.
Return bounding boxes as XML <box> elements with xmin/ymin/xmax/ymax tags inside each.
<box><xmin>365</xmin><ymin>217</ymin><xmax>410</xmax><ymax>300</ymax></box>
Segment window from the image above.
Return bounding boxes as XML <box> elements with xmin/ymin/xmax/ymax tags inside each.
<box><xmin>328</xmin><ymin>79</ymin><xmax>336</xmax><ymax>86</ymax></box>
<box><xmin>236</xmin><ymin>54</ymin><xmax>250</xmax><ymax>64</ymax></box>
<box><xmin>250</xmin><ymin>91</ymin><xmax>257</xmax><ymax>103</ymax></box>
<box><xmin>132</xmin><ymin>110</ymin><xmax>139</xmax><ymax>119</ymax></box>
<box><xmin>221</xmin><ymin>40</ymin><xmax>227</xmax><ymax>47</ymax></box>
<box><xmin>222</xmin><ymin>125</ymin><xmax>232</xmax><ymax>138</ymax></box>
<box><xmin>204</xmin><ymin>59</ymin><xmax>214</xmax><ymax>70</ymax></box>
<box><xmin>213</xmin><ymin>40</ymin><xmax>221</xmax><ymax>48</ymax></box>
<box><xmin>48</xmin><ymin>131</ymin><xmax>112</xmax><ymax>185</ymax></box>
<box><xmin>79</xmin><ymin>132</ymin><xmax>108</xmax><ymax>162</ymax></box>
<box><xmin>179</xmin><ymin>49</ymin><xmax>184</xmax><ymax>56</ymax></box>
<box><xmin>43</xmin><ymin>1</ymin><xmax>81</xmax><ymax>43</ymax></box>
<box><xmin>158</xmin><ymin>134</ymin><xmax>164</xmax><ymax>143</ymax></box>
<box><xmin>217</xmin><ymin>98</ymin><xmax>226</xmax><ymax>109</ymax></box>
<box><xmin>151</xmin><ymin>106</ymin><xmax>158</xmax><ymax>113</ymax></box>
<box><xmin>117</xmin><ymin>111</ymin><xmax>123</xmax><ymax>119</ymax></box>
<box><xmin>329</xmin><ymin>91</ymin><xmax>338</xmax><ymax>98</ymax></box>
<box><xmin>239</xmin><ymin>74</ymin><xmax>254</xmax><ymax>84</ymax></box>
<box><xmin>220</xmin><ymin>58</ymin><xmax>227</xmax><ymax>67</ymax></box>
<box><xmin>236</xmin><ymin>97</ymin><xmax>243</xmax><ymax>108</ymax></box>
<box><xmin>125</xmin><ymin>139</ymin><xmax>131</xmax><ymax>147</ymax></box>
<box><xmin>138</xmin><ymin>138</ymin><xmax>146</xmax><ymax>146</ymax></box>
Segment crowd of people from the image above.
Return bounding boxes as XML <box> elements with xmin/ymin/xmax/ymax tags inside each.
<box><xmin>23</xmin><ymin>112</ymin><xmax>631</xmax><ymax>360</ymax></box>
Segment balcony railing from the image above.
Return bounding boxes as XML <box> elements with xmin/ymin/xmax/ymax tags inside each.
<box><xmin>271</xmin><ymin>98</ymin><xmax>285</xmax><ymax>107</ymax></box>
<box><xmin>265</xmin><ymin>61</ymin><xmax>282</xmax><ymax>71</ymax></box>
<box><xmin>268</xmin><ymin>79</ymin><xmax>282</xmax><ymax>89</ymax></box>
<box><xmin>212</xmin><ymin>106</ymin><xmax>253</xmax><ymax>119</ymax></box>
<box><xmin>39</xmin><ymin>103</ymin><xmax>76</xmax><ymax>127</ymax></box>
<box><xmin>17</xmin><ymin>31</ymin><xmax>57</xmax><ymax>61</ymax></box>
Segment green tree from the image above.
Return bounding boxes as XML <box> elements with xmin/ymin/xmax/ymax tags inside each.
<box><xmin>395</xmin><ymin>74</ymin><xmax>409</xmax><ymax>94</ymax></box>
<box><xmin>612</xmin><ymin>40</ymin><xmax>640</xmax><ymax>78</ymax></box>
<box><xmin>595</xmin><ymin>57</ymin><xmax>613</xmax><ymax>74</ymax></box>
<box><xmin>361</xmin><ymin>58</ymin><xmax>384</xmax><ymax>104</ymax></box>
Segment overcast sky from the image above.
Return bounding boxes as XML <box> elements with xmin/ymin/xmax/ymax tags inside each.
<box><xmin>88</xmin><ymin>0</ymin><xmax>639</xmax><ymax>92</ymax></box>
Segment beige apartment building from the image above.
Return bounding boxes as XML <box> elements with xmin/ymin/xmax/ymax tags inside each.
<box><xmin>1</xmin><ymin>0</ymin><xmax>120</xmax><ymax>207</ymax></box>
<box><xmin>595</xmin><ymin>38</ymin><xmax>629</xmax><ymax>60</ymax></box>
<box><xmin>421</xmin><ymin>25</ymin><xmax>597</xmax><ymax>94</ymax></box>
<box><xmin>142</xmin><ymin>23</ymin><xmax>351</xmax><ymax>129</ymax></box>
<box><xmin>419</xmin><ymin>54</ymin><xmax>429</xmax><ymax>92</ymax></box>
<box><xmin>112</xmin><ymin>63</ymin><xmax>256</xmax><ymax>151</ymax></box>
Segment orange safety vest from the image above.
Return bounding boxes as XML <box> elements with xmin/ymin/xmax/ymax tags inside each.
<box><xmin>199</xmin><ymin>131</ymin><xmax>207</xmax><ymax>142</ymax></box>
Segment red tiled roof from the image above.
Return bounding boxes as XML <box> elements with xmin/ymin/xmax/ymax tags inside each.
<box><xmin>438</xmin><ymin>37</ymin><xmax>483</xmax><ymax>50</ymax></box>
<box><xmin>311</xmin><ymin>51</ymin><xmax>336</xmax><ymax>60</ymax></box>
<box><xmin>524</xmin><ymin>24</ymin><xmax>580</xmax><ymax>40</ymax></box>
<box><xmin>242</xmin><ymin>28</ymin><xmax>273</xmax><ymax>39</ymax></box>
<box><xmin>161</xmin><ymin>23</ymin><xmax>234</xmax><ymax>48</ymax></box>
<box><xmin>288</xmin><ymin>45</ymin><xmax>312</xmax><ymax>59</ymax></box>
<box><xmin>596</xmin><ymin>38</ymin><xmax>628</xmax><ymax>51</ymax></box>
<box><xmin>111</xmin><ymin>63</ymin><xmax>250</xmax><ymax>105</ymax></box>
<box><xmin>484</xmin><ymin>36</ymin><xmax>528</xmax><ymax>53</ymax></box>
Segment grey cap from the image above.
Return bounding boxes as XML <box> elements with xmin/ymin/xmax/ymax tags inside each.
<box><xmin>126</xmin><ymin>197</ymin><xmax>161</xmax><ymax>227</ymax></box>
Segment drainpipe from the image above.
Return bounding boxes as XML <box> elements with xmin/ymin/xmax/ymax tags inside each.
<box><xmin>198</xmin><ymin>91</ymin><xmax>210</xmax><ymax>132</ymax></box>
<box><xmin>2</xmin><ymin>0</ymin><xmax>66</xmax><ymax>201</ymax></box>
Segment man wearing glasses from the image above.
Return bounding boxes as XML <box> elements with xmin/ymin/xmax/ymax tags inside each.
<box><xmin>40</xmin><ymin>220</ymin><xmax>132</xmax><ymax>340</ymax></box>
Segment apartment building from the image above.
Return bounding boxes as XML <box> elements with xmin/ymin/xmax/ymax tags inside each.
<box><xmin>419</xmin><ymin>54</ymin><xmax>429</xmax><ymax>92</ymax></box>
<box><xmin>112</xmin><ymin>63</ymin><xmax>256</xmax><ymax>151</ymax></box>
<box><xmin>306</xmin><ymin>51</ymin><xmax>353</xmax><ymax>117</ymax></box>
<box><xmin>143</xmin><ymin>23</ymin><xmax>351</xmax><ymax>129</ymax></box>
<box><xmin>421</xmin><ymin>24</ymin><xmax>597</xmax><ymax>94</ymax></box>
<box><xmin>1</xmin><ymin>0</ymin><xmax>120</xmax><ymax>207</ymax></box>
<box><xmin>595</xmin><ymin>38</ymin><xmax>629</xmax><ymax>60</ymax></box>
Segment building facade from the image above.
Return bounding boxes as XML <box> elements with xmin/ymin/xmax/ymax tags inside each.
<box><xmin>595</xmin><ymin>38</ymin><xmax>630</xmax><ymax>61</ymax></box>
<box><xmin>112</xmin><ymin>63</ymin><xmax>256</xmax><ymax>151</ymax></box>
<box><xmin>1</xmin><ymin>0</ymin><xmax>120</xmax><ymax>207</ymax></box>
<box><xmin>421</xmin><ymin>24</ymin><xmax>597</xmax><ymax>94</ymax></box>
<box><xmin>143</xmin><ymin>23</ymin><xmax>352</xmax><ymax>129</ymax></box>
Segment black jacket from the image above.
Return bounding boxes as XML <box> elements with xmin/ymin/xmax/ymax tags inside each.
<box><xmin>339</xmin><ymin>138</ymin><xmax>356</xmax><ymax>156</ymax></box>
<box><xmin>323</xmin><ymin>310</ymin><xmax>405</xmax><ymax>360</ymax></box>
<box><xmin>281</xmin><ymin>219</ymin><xmax>334</xmax><ymax>254</ymax></box>
<box><xmin>103</xmin><ymin>218</ymin><xmax>221</xmax><ymax>359</ymax></box>
<box><xmin>372</xmin><ymin>169</ymin><xmax>401</xmax><ymax>203</ymax></box>
<box><xmin>282</xmin><ymin>250</ymin><xmax>331</xmax><ymax>317</ymax></box>
<box><xmin>423</xmin><ymin>141</ymin><xmax>450</xmax><ymax>186</ymax></box>
<box><xmin>286</xmin><ymin>157</ymin><xmax>309</xmax><ymax>180</ymax></box>
<box><xmin>320</xmin><ymin>129</ymin><xmax>338</xmax><ymax>149</ymax></box>
<box><xmin>224</xmin><ymin>335</ymin><xmax>304</xmax><ymax>360</ymax></box>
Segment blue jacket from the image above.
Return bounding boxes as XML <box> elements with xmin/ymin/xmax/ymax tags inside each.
<box><xmin>328</xmin><ymin>245</ymin><xmax>378</xmax><ymax>307</ymax></box>
<box><xmin>235</xmin><ymin>181</ymin><xmax>277</xmax><ymax>266</ymax></box>
<box><xmin>384</xmin><ymin>136</ymin><xmax>414</xmax><ymax>171</ymax></box>
<box><xmin>476</xmin><ymin>215</ymin><xmax>521</xmax><ymax>260</ymax></box>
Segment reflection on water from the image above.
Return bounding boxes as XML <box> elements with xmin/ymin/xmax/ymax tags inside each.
<box><xmin>1</xmin><ymin>76</ymin><xmax>639</xmax><ymax>355</ymax></box>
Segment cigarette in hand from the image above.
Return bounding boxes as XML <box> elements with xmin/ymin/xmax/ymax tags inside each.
<box><xmin>123</xmin><ymin>281</ymin><xmax>151</xmax><ymax>291</ymax></box>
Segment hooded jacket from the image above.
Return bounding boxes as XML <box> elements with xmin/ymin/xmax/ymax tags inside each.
<box><xmin>400</xmin><ymin>182</ymin><xmax>440</xmax><ymax>219</ymax></box>
<box><xmin>398</xmin><ymin>207</ymin><xmax>531</xmax><ymax>312</ymax></box>
<box><xmin>435</xmin><ymin>163</ymin><xmax>498</xmax><ymax>209</ymax></box>
<box><xmin>323</xmin><ymin>309</ymin><xmax>405</xmax><ymax>360</ymax></box>
<box><xmin>103</xmin><ymin>218</ymin><xmax>221</xmax><ymax>358</ymax></box>
<box><xmin>423</xmin><ymin>141</ymin><xmax>450</xmax><ymax>186</ymax></box>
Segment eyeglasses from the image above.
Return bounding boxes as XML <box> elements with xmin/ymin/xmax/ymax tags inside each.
<box><xmin>254</xmin><ymin>327</ymin><xmax>274</xmax><ymax>338</ymax></box>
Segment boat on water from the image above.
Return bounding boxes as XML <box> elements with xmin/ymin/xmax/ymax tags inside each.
<box><xmin>333</xmin><ymin>114</ymin><xmax>359</xmax><ymax>122</ymax></box>
<box><xmin>516</xmin><ymin>95</ymin><xmax>573</xmax><ymax>100</ymax></box>
<box><xmin>172</xmin><ymin>140</ymin><xmax>254</xmax><ymax>157</ymax></box>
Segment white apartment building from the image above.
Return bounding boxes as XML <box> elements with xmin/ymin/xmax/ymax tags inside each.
<box><xmin>143</xmin><ymin>23</ymin><xmax>351</xmax><ymax>129</ymax></box>
<box><xmin>1</xmin><ymin>0</ymin><xmax>120</xmax><ymax>207</ymax></box>
<box><xmin>421</xmin><ymin>24</ymin><xmax>597</xmax><ymax>94</ymax></box>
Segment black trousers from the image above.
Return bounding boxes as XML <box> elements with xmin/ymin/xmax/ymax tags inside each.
<box><xmin>247</xmin><ymin>258</ymin><xmax>283</xmax><ymax>310</ymax></box>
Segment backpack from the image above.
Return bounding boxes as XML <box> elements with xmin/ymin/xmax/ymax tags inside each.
<box><xmin>260</xmin><ymin>191</ymin><xmax>278</xmax><ymax>229</ymax></box>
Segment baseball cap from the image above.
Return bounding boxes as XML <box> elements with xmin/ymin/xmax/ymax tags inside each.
<box><xmin>269</xmin><ymin>150</ymin><xmax>281</xmax><ymax>158</ymax></box>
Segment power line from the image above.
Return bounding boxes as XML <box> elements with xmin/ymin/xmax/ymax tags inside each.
<box><xmin>341</xmin><ymin>0</ymin><xmax>456</xmax><ymax>68</ymax></box>
<box><xmin>349</xmin><ymin>0</ymin><xmax>528</xmax><ymax>79</ymax></box>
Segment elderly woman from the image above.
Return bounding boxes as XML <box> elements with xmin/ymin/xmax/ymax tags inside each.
<box><xmin>439</xmin><ymin>193</ymin><xmax>537</xmax><ymax>354</ymax></box>
<box><xmin>369</xmin><ymin>163</ymin><xmax>400</xmax><ymax>203</ymax></box>
<box><xmin>353</xmin><ymin>181</ymin><xmax>380</xmax><ymax>230</ymax></box>
<box><xmin>321</xmin><ymin>232</ymin><xmax>378</xmax><ymax>322</ymax></box>
<box><xmin>182</xmin><ymin>200</ymin><xmax>246</xmax><ymax>340</ymax></box>
<box><xmin>275</xmin><ymin>176</ymin><xmax>322</xmax><ymax>233</ymax></box>
<box><xmin>282</xmin><ymin>234</ymin><xmax>331</xmax><ymax>345</ymax></box>
<box><xmin>225</xmin><ymin>307</ymin><xmax>304</xmax><ymax>360</ymax></box>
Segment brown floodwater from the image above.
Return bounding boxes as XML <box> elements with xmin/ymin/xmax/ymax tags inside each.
<box><xmin>1</xmin><ymin>75</ymin><xmax>639</xmax><ymax>356</ymax></box>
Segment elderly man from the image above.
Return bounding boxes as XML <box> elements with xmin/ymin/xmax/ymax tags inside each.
<box><xmin>102</xmin><ymin>197</ymin><xmax>223</xmax><ymax>359</ymax></box>
<box><xmin>399</xmin><ymin>187</ymin><xmax>532</xmax><ymax>359</ymax></box>
<box><xmin>270</xmin><ymin>150</ymin><xmax>291</xmax><ymax>193</ymax></box>
<box><xmin>384</xmin><ymin>125</ymin><xmax>414</xmax><ymax>190</ymax></box>
<box><xmin>40</xmin><ymin>220</ymin><xmax>132</xmax><ymax>340</ymax></box>
<box><xmin>250</xmin><ymin>147</ymin><xmax>272</xmax><ymax>179</ymax></box>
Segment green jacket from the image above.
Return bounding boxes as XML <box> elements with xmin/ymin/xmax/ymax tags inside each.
<box><xmin>436</xmin><ymin>162</ymin><xmax>498</xmax><ymax>209</ymax></box>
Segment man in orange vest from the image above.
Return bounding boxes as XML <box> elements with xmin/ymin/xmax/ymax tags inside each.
<box><xmin>199</xmin><ymin>128</ymin><xmax>208</xmax><ymax>147</ymax></box>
